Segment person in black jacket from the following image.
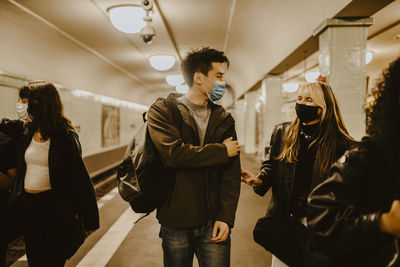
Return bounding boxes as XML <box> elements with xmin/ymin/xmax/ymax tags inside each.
<box><xmin>241</xmin><ymin>82</ymin><xmax>355</xmax><ymax>267</ymax></box>
<box><xmin>0</xmin><ymin>85</ymin><xmax>31</xmax><ymax>267</ymax></box>
<box><xmin>8</xmin><ymin>81</ymin><xmax>99</xmax><ymax>267</ymax></box>
<box><xmin>0</xmin><ymin>132</ymin><xmax>18</xmax><ymax>267</ymax></box>
<box><xmin>147</xmin><ymin>47</ymin><xmax>241</xmax><ymax>267</ymax></box>
<box><xmin>307</xmin><ymin>57</ymin><xmax>400</xmax><ymax>266</ymax></box>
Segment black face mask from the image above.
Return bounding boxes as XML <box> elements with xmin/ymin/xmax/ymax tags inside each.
<box><xmin>295</xmin><ymin>103</ymin><xmax>320</xmax><ymax>123</ymax></box>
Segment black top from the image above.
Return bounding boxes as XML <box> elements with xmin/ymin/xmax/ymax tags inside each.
<box><xmin>0</xmin><ymin>132</ymin><xmax>17</xmax><ymax>173</ymax></box>
<box><xmin>289</xmin><ymin>123</ymin><xmax>318</xmax><ymax>219</ymax></box>
<box><xmin>308</xmin><ymin>137</ymin><xmax>399</xmax><ymax>266</ymax></box>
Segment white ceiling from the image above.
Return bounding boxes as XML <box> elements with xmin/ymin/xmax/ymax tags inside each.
<box><xmin>0</xmin><ymin>0</ymin><xmax>397</xmax><ymax>106</ymax></box>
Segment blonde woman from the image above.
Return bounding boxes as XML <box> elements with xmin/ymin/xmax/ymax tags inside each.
<box><xmin>241</xmin><ymin>82</ymin><xmax>355</xmax><ymax>267</ymax></box>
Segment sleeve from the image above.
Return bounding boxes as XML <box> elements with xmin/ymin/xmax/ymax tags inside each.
<box><xmin>254</xmin><ymin>124</ymin><xmax>283</xmax><ymax>196</ymax></box>
<box><xmin>307</xmin><ymin>145</ymin><xmax>391</xmax><ymax>255</ymax></box>
<box><xmin>147</xmin><ymin>100</ymin><xmax>229</xmax><ymax>168</ymax></box>
<box><xmin>67</xmin><ymin>132</ymin><xmax>99</xmax><ymax>231</ymax></box>
<box><xmin>216</xmin><ymin>124</ymin><xmax>241</xmax><ymax>228</ymax></box>
<box><xmin>0</xmin><ymin>118</ymin><xmax>24</xmax><ymax>138</ymax></box>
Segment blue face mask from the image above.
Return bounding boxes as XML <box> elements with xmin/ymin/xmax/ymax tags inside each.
<box><xmin>207</xmin><ymin>80</ymin><xmax>226</xmax><ymax>101</ymax></box>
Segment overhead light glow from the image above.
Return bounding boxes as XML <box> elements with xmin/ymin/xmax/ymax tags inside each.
<box><xmin>149</xmin><ymin>55</ymin><xmax>176</xmax><ymax>71</ymax></box>
<box><xmin>176</xmin><ymin>85</ymin><xmax>189</xmax><ymax>94</ymax></box>
<box><xmin>108</xmin><ymin>5</ymin><xmax>146</xmax><ymax>34</ymax></box>
<box><xmin>305</xmin><ymin>71</ymin><xmax>320</xmax><ymax>83</ymax></box>
<box><xmin>166</xmin><ymin>75</ymin><xmax>184</xmax><ymax>86</ymax></box>
<box><xmin>283</xmin><ymin>83</ymin><xmax>299</xmax><ymax>93</ymax></box>
<box><xmin>366</xmin><ymin>50</ymin><xmax>373</xmax><ymax>64</ymax></box>
<box><xmin>393</xmin><ymin>33</ymin><xmax>400</xmax><ymax>39</ymax></box>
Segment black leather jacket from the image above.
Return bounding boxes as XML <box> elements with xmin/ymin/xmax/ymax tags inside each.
<box><xmin>307</xmin><ymin>137</ymin><xmax>400</xmax><ymax>267</ymax></box>
<box><xmin>255</xmin><ymin>122</ymin><xmax>349</xmax><ymax>220</ymax></box>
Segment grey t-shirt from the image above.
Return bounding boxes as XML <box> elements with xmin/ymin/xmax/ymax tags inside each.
<box><xmin>177</xmin><ymin>96</ymin><xmax>211</xmax><ymax>146</ymax></box>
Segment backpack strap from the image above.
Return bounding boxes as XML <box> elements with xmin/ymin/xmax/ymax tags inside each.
<box><xmin>162</xmin><ymin>99</ymin><xmax>183</xmax><ymax>132</ymax></box>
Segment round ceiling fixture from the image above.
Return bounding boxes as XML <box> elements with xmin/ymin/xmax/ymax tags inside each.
<box><xmin>166</xmin><ymin>75</ymin><xmax>184</xmax><ymax>86</ymax></box>
<box><xmin>176</xmin><ymin>85</ymin><xmax>189</xmax><ymax>94</ymax></box>
<box><xmin>108</xmin><ymin>5</ymin><xmax>146</xmax><ymax>34</ymax></box>
<box><xmin>282</xmin><ymin>83</ymin><xmax>299</xmax><ymax>93</ymax></box>
<box><xmin>305</xmin><ymin>71</ymin><xmax>320</xmax><ymax>83</ymax></box>
<box><xmin>366</xmin><ymin>50</ymin><xmax>373</xmax><ymax>64</ymax></box>
<box><xmin>149</xmin><ymin>55</ymin><xmax>176</xmax><ymax>71</ymax></box>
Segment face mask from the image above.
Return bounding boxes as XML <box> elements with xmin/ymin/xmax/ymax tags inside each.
<box><xmin>202</xmin><ymin>76</ymin><xmax>226</xmax><ymax>101</ymax></box>
<box><xmin>295</xmin><ymin>103</ymin><xmax>320</xmax><ymax>123</ymax></box>
<box><xmin>15</xmin><ymin>102</ymin><xmax>30</xmax><ymax>121</ymax></box>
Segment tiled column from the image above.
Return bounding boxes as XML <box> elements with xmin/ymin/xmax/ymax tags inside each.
<box><xmin>262</xmin><ymin>75</ymin><xmax>282</xmax><ymax>157</ymax></box>
<box><xmin>314</xmin><ymin>18</ymin><xmax>373</xmax><ymax>140</ymax></box>
<box><xmin>233</xmin><ymin>98</ymin><xmax>246</xmax><ymax>146</ymax></box>
<box><xmin>244</xmin><ymin>90</ymin><xmax>258</xmax><ymax>154</ymax></box>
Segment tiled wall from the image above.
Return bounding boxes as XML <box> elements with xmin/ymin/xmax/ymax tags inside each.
<box><xmin>0</xmin><ymin>79</ymin><xmax>147</xmax><ymax>157</ymax></box>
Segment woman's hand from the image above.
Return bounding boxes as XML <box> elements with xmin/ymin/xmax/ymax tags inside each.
<box><xmin>241</xmin><ymin>169</ymin><xmax>262</xmax><ymax>187</ymax></box>
<box><xmin>380</xmin><ymin>200</ymin><xmax>400</xmax><ymax>237</ymax></box>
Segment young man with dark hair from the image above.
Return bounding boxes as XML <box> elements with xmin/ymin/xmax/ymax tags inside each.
<box><xmin>147</xmin><ymin>47</ymin><xmax>241</xmax><ymax>266</ymax></box>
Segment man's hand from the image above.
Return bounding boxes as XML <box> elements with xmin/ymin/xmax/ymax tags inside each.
<box><xmin>223</xmin><ymin>137</ymin><xmax>240</xmax><ymax>157</ymax></box>
<box><xmin>241</xmin><ymin>169</ymin><xmax>262</xmax><ymax>187</ymax></box>
<box><xmin>380</xmin><ymin>200</ymin><xmax>400</xmax><ymax>237</ymax></box>
<box><xmin>211</xmin><ymin>221</ymin><xmax>229</xmax><ymax>243</ymax></box>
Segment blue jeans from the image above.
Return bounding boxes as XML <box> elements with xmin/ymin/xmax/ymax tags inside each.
<box><xmin>160</xmin><ymin>220</ymin><xmax>231</xmax><ymax>267</ymax></box>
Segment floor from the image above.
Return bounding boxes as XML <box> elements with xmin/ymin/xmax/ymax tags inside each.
<box><xmin>10</xmin><ymin>153</ymin><xmax>272</xmax><ymax>267</ymax></box>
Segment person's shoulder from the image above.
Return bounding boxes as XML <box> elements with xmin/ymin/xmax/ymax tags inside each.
<box><xmin>273</xmin><ymin>121</ymin><xmax>291</xmax><ymax>134</ymax></box>
<box><xmin>335</xmin><ymin>138</ymin><xmax>375</xmax><ymax>170</ymax></box>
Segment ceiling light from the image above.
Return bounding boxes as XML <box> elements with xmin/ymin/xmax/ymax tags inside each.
<box><xmin>149</xmin><ymin>55</ymin><xmax>176</xmax><ymax>71</ymax></box>
<box><xmin>305</xmin><ymin>71</ymin><xmax>320</xmax><ymax>83</ymax></box>
<box><xmin>393</xmin><ymin>33</ymin><xmax>400</xmax><ymax>39</ymax></box>
<box><xmin>176</xmin><ymin>85</ymin><xmax>189</xmax><ymax>94</ymax></box>
<box><xmin>283</xmin><ymin>83</ymin><xmax>299</xmax><ymax>93</ymax></box>
<box><xmin>366</xmin><ymin>50</ymin><xmax>373</xmax><ymax>64</ymax></box>
<box><xmin>166</xmin><ymin>75</ymin><xmax>184</xmax><ymax>86</ymax></box>
<box><xmin>108</xmin><ymin>5</ymin><xmax>146</xmax><ymax>34</ymax></box>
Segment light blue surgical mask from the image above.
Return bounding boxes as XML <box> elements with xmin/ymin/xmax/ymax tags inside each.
<box><xmin>202</xmin><ymin>78</ymin><xmax>226</xmax><ymax>101</ymax></box>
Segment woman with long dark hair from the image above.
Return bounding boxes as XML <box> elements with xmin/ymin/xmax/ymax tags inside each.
<box><xmin>9</xmin><ymin>81</ymin><xmax>99</xmax><ymax>266</ymax></box>
<box><xmin>307</xmin><ymin>58</ymin><xmax>400</xmax><ymax>266</ymax></box>
<box><xmin>241</xmin><ymin>82</ymin><xmax>355</xmax><ymax>267</ymax></box>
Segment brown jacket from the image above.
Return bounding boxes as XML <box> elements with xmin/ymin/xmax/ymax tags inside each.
<box><xmin>147</xmin><ymin>93</ymin><xmax>241</xmax><ymax>228</ymax></box>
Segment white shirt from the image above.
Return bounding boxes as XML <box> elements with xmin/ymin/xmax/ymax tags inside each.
<box><xmin>24</xmin><ymin>137</ymin><xmax>51</xmax><ymax>191</ymax></box>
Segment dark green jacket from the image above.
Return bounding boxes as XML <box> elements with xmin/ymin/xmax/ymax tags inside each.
<box><xmin>147</xmin><ymin>93</ymin><xmax>241</xmax><ymax>228</ymax></box>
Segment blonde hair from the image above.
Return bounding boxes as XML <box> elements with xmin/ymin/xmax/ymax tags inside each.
<box><xmin>276</xmin><ymin>82</ymin><xmax>354</xmax><ymax>173</ymax></box>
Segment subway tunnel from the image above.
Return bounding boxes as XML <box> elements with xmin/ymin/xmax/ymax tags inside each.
<box><xmin>1</xmin><ymin>0</ymin><xmax>400</xmax><ymax>266</ymax></box>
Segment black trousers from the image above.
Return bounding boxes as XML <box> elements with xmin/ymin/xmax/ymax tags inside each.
<box><xmin>20</xmin><ymin>190</ymin><xmax>67</xmax><ymax>267</ymax></box>
<box><xmin>253</xmin><ymin>216</ymin><xmax>308</xmax><ymax>267</ymax></box>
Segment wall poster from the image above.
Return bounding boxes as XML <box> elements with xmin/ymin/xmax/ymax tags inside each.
<box><xmin>101</xmin><ymin>104</ymin><xmax>120</xmax><ymax>147</ymax></box>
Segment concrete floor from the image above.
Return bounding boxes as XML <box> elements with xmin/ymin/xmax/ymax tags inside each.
<box><xmin>11</xmin><ymin>153</ymin><xmax>272</xmax><ymax>267</ymax></box>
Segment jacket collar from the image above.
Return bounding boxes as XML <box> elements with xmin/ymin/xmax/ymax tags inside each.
<box><xmin>166</xmin><ymin>93</ymin><xmax>233</xmax><ymax>141</ymax></box>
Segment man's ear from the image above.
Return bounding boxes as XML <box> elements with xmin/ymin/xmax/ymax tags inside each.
<box><xmin>193</xmin><ymin>72</ymin><xmax>203</xmax><ymax>85</ymax></box>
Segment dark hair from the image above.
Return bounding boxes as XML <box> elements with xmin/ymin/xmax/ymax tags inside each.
<box><xmin>181</xmin><ymin>47</ymin><xmax>229</xmax><ymax>87</ymax></box>
<box><xmin>19</xmin><ymin>85</ymin><xmax>31</xmax><ymax>100</ymax></box>
<box><xmin>23</xmin><ymin>81</ymin><xmax>73</xmax><ymax>140</ymax></box>
<box><xmin>365</xmin><ymin>57</ymin><xmax>400</xmax><ymax>140</ymax></box>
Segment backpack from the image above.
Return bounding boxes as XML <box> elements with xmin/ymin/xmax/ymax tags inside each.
<box><xmin>117</xmin><ymin>98</ymin><xmax>182</xmax><ymax>218</ymax></box>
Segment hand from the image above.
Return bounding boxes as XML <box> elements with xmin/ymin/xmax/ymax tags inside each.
<box><xmin>223</xmin><ymin>137</ymin><xmax>240</xmax><ymax>157</ymax></box>
<box><xmin>380</xmin><ymin>200</ymin><xmax>400</xmax><ymax>237</ymax></box>
<box><xmin>241</xmin><ymin>169</ymin><xmax>262</xmax><ymax>187</ymax></box>
<box><xmin>85</xmin><ymin>230</ymin><xmax>95</xmax><ymax>237</ymax></box>
<box><xmin>211</xmin><ymin>221</ymin><xmax>230</xmax><ymax>242</ymax></box>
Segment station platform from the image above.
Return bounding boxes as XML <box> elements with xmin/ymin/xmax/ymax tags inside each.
<box><xmin>10</xmin><ymin>153</ymin><xmax>271</xmax><ymax>267</ymax></box>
